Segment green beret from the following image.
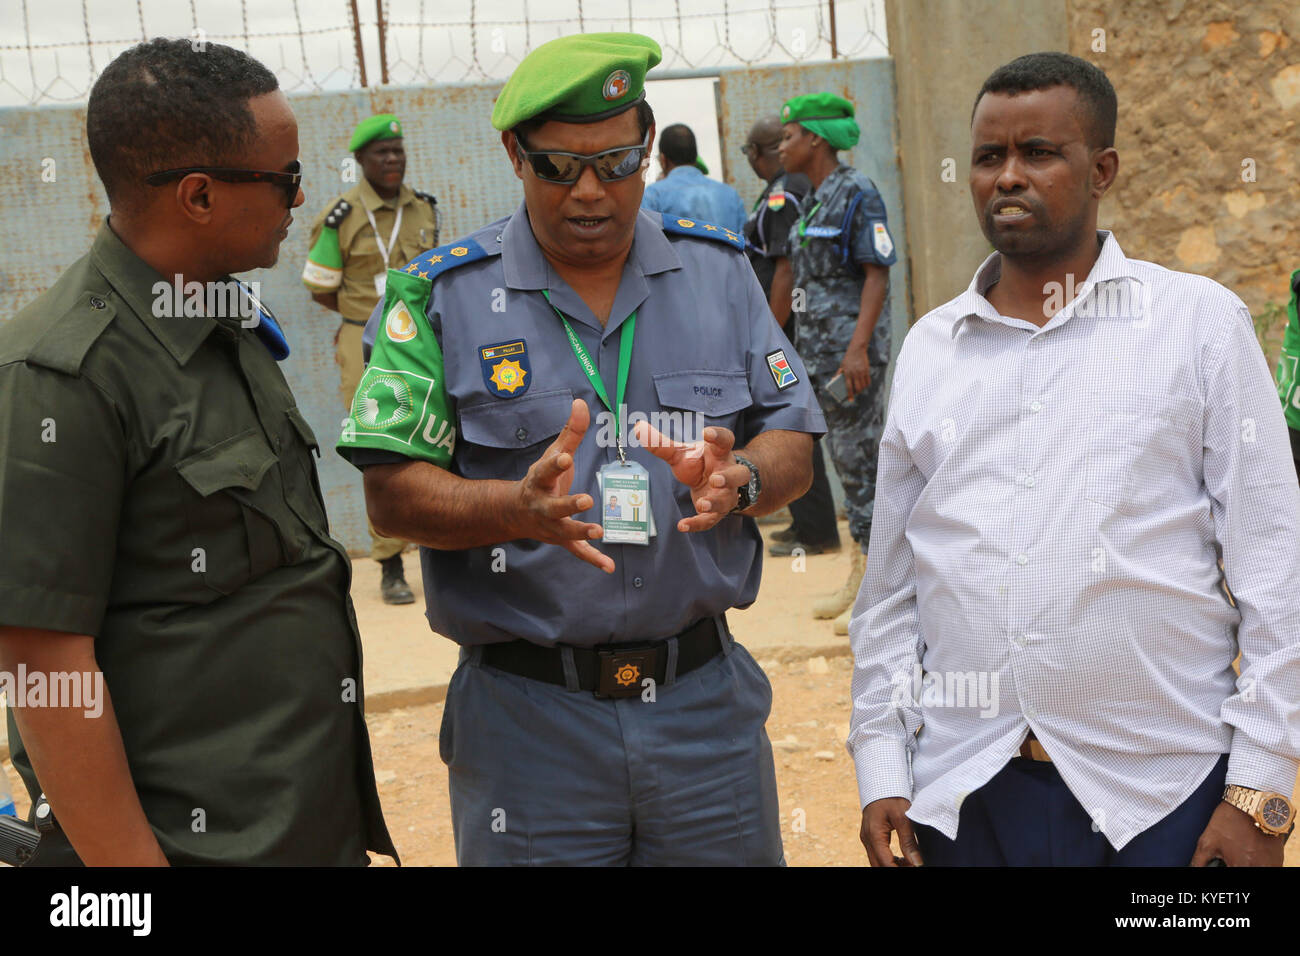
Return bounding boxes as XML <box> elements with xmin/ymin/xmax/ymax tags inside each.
<box><xmin>349</xmin><ymin>114</ymin><xmax>403</xmax><ymax>152</ymax></box>
<box><xmin>780</xmin><ymin>92</ymin><xmax>860</xmax><ymax>151</ymax></box>
<box><xmin>492</xmin><ymin>32</ymin><xmax>662</xmax><ymax>131</ymax></box>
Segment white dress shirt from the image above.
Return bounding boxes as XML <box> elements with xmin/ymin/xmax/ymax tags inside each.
<box><xmin>848</xmin><ymin>231</ymin><xmax>1300</xmax><ymax>849</ymax></box>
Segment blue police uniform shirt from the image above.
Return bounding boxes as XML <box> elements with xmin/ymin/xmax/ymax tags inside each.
<box><xmin>344</xmin><ymin>204</ymin><xmax>825</xmax><ymax>647</ymax></box>
<box><xmin>641</xmin><ymin>166</ymin><xmax>748</xmax><ymax>235</ymax></box>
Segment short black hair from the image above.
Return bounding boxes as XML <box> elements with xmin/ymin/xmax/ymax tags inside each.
<box><xmin>87</xmin><ymin>37</ymin><xmax>279</xmax><ymax>211</ymax></box>
<box><xmin>658</xmin><ymin>123</ymin><xmax>697</xmax><ymax>166</ymax></box>
<box><xmin>972</xmin><ymin>52</ymin><xmax>1117</xmax><ymax>149</ymax></box>
<box><xmin>513</xmin><ymin>98</ymin><xmax>656</xmax><ymax>146</ymax></box>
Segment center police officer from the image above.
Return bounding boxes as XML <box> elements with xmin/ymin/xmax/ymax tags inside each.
<box><xmin>337</xmin><ymin>32</ymin><xmax>826</xmax><ymax>865</ymax></box>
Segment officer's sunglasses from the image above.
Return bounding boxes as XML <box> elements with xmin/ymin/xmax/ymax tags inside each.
<box><xmin>145</xmin><ymin>160</ymin><xmax>303</xmax><ymax>206</ymax></box>
<box><xmin>740</xmin><ymin>141</ymin><xmax>780</xmax><ymax>157</ymax></box>
<box><xmin>515</xmin><ymin>132</ymin><xmax>651</xmax><ymax>184</ymax></box>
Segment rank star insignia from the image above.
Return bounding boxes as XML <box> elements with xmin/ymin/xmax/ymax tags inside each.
<box><xmin>430</xmin><ymin>254</ymin><xmax>444</xmax><ymax>264</ymax></box>
<box><xmin>614</xmin><ymin>663</ymin><xmax>641</xmax><ymax>687</ymax></box>
<box><xmin>703</xmin><ymin>224</ymin><xmax>718</xmax><ymax>231</ymax></box>
<box><xmin>405</xmin><ymin>263</ymin><xmax>419</xmax><ymax>273</ymax></box>
<box><xmin>490</xmin><ymin>358</ymin><xmax>527</xmax><ymax>394</ymax></box>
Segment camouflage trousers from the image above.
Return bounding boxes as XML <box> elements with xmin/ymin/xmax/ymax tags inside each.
<box><xmin>810</xmin><ymin>365</ymin><xmax>888</xmax><ymax>550</ymax></box>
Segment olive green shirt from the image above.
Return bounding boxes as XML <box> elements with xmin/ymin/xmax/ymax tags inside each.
<box><xmin>306</xmin><ymin>179</ymin><xmax>440</xmax><ymax>322</ymax></box>
<box><xmin>0</xmin><ymin>223</ymin><xmax>396</xmax><ymax>865</ymax></box>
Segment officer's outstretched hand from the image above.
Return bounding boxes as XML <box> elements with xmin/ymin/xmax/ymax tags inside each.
<box><xmin>517</xmin><ymin>398</ymin><xmax>614</xmax><ymax>574</ymax></box>
<box><xmin>861</xmin><ymin>797</ymin><xmax>924</xmax><ymax>867</ymax></box>
<box><xmin>634</xmin><ymin>421</ymin><xmax>751</xmax><ymax>533</ymax></box>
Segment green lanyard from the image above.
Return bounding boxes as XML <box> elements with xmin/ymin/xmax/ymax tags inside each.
<box><xmin>796</xmin><ymin>200</ymin><xmax>823</xmax><ymax>247</ymax></box>
<box><xmin>542</xmin><ymin>290</ymin><xmax>637</xmax><ymax>462</ymax></box>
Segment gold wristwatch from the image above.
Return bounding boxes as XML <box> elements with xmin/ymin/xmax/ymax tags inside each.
<box><xmin>1222</xmin><ymin>785</ymin><xmax>1296</xmax><ymax>836</ymax></box>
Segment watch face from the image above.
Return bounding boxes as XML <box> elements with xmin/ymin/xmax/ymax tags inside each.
<box><xmin>1261</xmin><ymin>796</ymin><xmax>1293</xmax><ymax>830</ymax></box>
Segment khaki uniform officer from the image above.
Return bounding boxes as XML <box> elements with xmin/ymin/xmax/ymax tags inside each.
<box><xmin>303</xmin><ymin>113</ymin><xmax>439</xmax><ymax>603</ymax></box>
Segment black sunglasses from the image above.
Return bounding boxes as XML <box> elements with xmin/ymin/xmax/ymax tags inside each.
<box><xmin>145</xmin><ymin>160</ymin><xmax>303</xmax><ymax>206</ymax></box>
<box><xmin>515</xmin><ymin>132</ymin><xmax>650</xmax><ymax>184</ymax></box>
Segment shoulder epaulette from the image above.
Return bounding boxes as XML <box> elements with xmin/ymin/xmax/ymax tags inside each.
<box><xmin>25</xmin><ymin>290</ymin><xmax>117</xmax><ymax>375</ymax></box>
<box><xmin>413</xmin><ymin>189</ymin><xmax>438</xmax><ymax>207</ymax></box>
<box><xmin>394</xmin><ymin>238</ymin><xmax>494</xmax><ymax>283</ymax></box>
<box><xmin>660</xmin><ymin>214</ymin><xmax>745</xmax><ymax>252</ymax></box>
<box><xmin>324</xmin><ymin>198</ymin><xmax>353</xmax><ymax>229</ymax></box>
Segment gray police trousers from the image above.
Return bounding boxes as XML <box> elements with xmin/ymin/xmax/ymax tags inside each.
<box><xmin>439</xmin><ymin>625</ymin><xmax>785</xmax><ymax>866</ymax></box>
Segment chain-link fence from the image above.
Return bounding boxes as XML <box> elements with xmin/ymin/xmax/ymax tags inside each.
<box><xmin>0</xmin><ymin>0</ymin><xmax>888</xmax><ymax>106</ymax></box>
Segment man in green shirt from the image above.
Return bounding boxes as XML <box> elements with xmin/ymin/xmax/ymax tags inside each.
<box><xmin>0</xmin><ymin>38</ymin><xmax>395</xmax><ymax>865</ymax></box>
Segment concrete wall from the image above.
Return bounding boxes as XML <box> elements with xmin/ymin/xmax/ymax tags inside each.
<box><xmin>0</xmin><ymin>63</ymin><xmax>906</xmax><ymax>553</ymax></box>
<box><xmin>884</xmin><ymin>0</ymin><xmax>1070</xmax><ymax>319</ymax></box>
<box><xmin>1065</xmin><ymin>0</ymin><xmax>1300</xmax><ymax>361</ymax></box>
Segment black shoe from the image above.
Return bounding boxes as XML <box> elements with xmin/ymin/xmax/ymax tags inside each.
<box><xmin>768</xmin><ymin>537</ymin><xmax>842</xmax><ymax>557</ymax></box>
<box><xmin>379</xmin><ymin>554</ymin><xmax>415</xmax><ymax>605</ymax></box>
<box><xmin>770</xmin><ymin>524</ymin><xmax>798</xmax><ymax>543</ymax></box>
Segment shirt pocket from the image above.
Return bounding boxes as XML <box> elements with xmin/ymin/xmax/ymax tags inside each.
<box><xmin>456</xmin><ymin>388</ymin><xmax>574</xmax><ymax>481</ymax></box>
<box><xmin>175</xmin><ymin>428</ymin><xmax>294</xmax><ymax>596</ymax></box>
<box><xmin>1085</xmin><ymin>390</ymin><xmax>1199</xmax><ymax>517</ymax></box>
<box><xmin>652</xmin><ymin>370</ymin><xmax>753</xmax><ymax>443</ymax></box>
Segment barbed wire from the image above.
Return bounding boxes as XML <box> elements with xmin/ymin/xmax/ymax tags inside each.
<box><xmin>0</xmin><ymin>0</ymin><xmax>887</xmax><ymax>107</ymax></box>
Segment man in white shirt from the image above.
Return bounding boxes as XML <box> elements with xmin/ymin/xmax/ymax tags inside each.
<box><xmin>850</xmin><ymin>52</ymin><xmax>1300</xmax><ymax>866</ymax></box>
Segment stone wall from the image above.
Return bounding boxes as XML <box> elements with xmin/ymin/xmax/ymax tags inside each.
<box><xmin>1066</xmin><ymin>1</ymin><xmax>1300</xmax><ymax>358</ymax></box>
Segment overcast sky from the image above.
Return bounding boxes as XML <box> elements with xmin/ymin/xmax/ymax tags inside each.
<box><xmin>0</xmin><ymin>0</ymin><xmax>887</xmax><ymax>177</ymax></box>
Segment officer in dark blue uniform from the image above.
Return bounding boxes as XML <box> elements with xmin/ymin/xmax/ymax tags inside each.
<box><xmin>336</xmin><ymin>32</ymin><xmax>826</xmax><ymax>866</ymax></box>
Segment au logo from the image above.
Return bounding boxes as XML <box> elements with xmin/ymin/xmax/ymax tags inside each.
<box><xmin>480</xmin><ymin>339</ymin><xmax>531</xmax><ymax>398</ymax></box>
<box><xmin>614</xmin><ymin>662</ymin><xmax>640</xmax><ymax>687</ymax></box>
<box><xmin>603</xmin><ymin>69</ymin><xmax>631</xmax><ymax>101</ymax></box>
<box><xmin>450</xmin><ymin>246</ymin><xmax>469</xmax><ymax>257</ymax></box>
<box><xmin>386</xmin><ymin>300</ymin><xmax>418</xmax><ymax>342</ymax></box>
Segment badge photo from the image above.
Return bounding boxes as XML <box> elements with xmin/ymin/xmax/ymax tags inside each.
<box><xmin>479</xmin><ymin>339</ymin><xmax>531</xmax><ymax>398</ymax></box>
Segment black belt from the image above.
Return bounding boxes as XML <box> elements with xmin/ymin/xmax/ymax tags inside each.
<box><xmin>341</xmin><ymin>317</ymin><xmax>367</xmax><ymax>326</ymax></box>
<box><xmin>480</xmin><ymin>617</ymin><xmax>726</xmax><ymax>698</ymax></box>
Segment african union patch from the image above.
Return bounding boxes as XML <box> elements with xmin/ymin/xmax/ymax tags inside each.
<box><xmin>385</xmin><ymin>299</ymin><xmax>418</xmax><ymax>342</ymax></box>
<box><xmin>766</xmin><ymin>349</ymin><xmax>798</xmax><ymax>390</ymax></box>
<box><xmin>480</xmin><ymin>339</ymin><xmax>531</xmax><ymax>398</ymax></box>
<box><xmin>354</xmin><ymin>371</ymin><xmax>417</xmax><ymax>429</ymax></box>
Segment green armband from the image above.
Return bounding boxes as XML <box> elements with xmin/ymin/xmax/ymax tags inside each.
<box><xmin>336</xmin><ymin>268</ymin><xmax>456</xmax><ymax>468</ymax></box>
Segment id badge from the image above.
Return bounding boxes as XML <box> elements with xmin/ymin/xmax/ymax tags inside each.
<box><xmin>599</xmin><ymin>460</ymin><xmax>652</xmax><ymax>546</ymax></box>
<box><xmin>373</xmin><ymin>273</ymin><xmax>387</xmax><ymax>296</ymax></box>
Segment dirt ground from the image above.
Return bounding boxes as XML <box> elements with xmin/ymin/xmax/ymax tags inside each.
<box><xmin>3</xmin><ymin>514</ymin><xmax>1298</xmax><ymax>867</ymax></box>
<box><xmin>361</xmin><ymin>651</ymin><xmax>864</xmax><ymax>867</ymax></box>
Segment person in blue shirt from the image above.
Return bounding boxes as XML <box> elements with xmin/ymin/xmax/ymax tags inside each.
<box><xmin>641</xmin><ymin>123</ymin><xmax>747</xmax><ymax>233</ymax></box>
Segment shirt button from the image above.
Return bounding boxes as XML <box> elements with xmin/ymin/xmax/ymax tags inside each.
<box><xmin>1024</xmin><ymin>705</ymin><xmax>1037</xmax><ymax>719</ymax></box>
<box><xmin>89</xmin><ymin>296</ymin><xmax>106</xmax><ymax>310</ymax></box>
<box><xmin>1030</xmin><ymin>400</ymin><xmax>1042</xmax><ymax>413</ymax></box>
<box><xmin>1016</xmin><ymin>553</ymin><xmax>1029</xmax><ymax>566</ymax></box>
<box><xmin>1024</xmin><ymin>475</ymin><xmax>1036</xmax><ymax>488</ymax></box>
<box><xmin>1014</xmin><ymin>633</ymin><xmax>1028</xmax><ymax>647</ymax></box>
<box><xmin>633</xmin><ymin>576</ymin><xmax>644</xmax><ymax>588</ymax></box>
<box><xmin>515</xmin><ymin>427</ymin><xmax>528</xmax><ymax>442</ymax></box>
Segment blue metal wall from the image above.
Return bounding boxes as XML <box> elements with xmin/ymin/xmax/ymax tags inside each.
<box><xmin>0</xmin><ymin>61</ymin><xmax>906</xmax><ymax>553</ymax></box>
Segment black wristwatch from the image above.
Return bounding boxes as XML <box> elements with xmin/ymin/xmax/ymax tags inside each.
<box><xmin>731</xmin><ymin>454</ymin><xmax>761</xmax><ymax>514</ymax></box>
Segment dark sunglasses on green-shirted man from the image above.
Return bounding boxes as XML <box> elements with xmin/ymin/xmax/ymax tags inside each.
<box><xmin>145</xmin><ymin>160</ymin><xmax>303</xmax><ymax>206</ymax></box>
<box><xmin>514</xmin><ymin>131</ymin><xmax>651</xmax><ymax>184</ymax></box>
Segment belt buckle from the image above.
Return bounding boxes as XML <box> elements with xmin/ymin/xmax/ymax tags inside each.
<box><xmin>595</xmin><ymin>646</ymin><xmax>658</xmax><ymax>699</ymax></box>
